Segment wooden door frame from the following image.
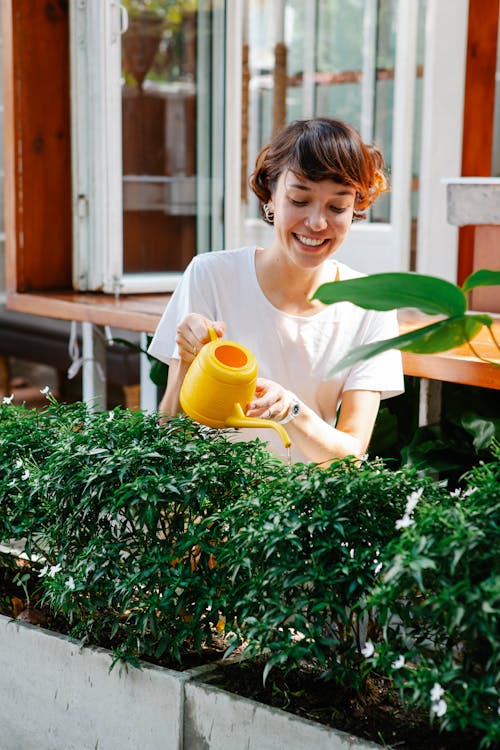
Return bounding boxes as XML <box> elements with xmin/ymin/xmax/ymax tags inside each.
<box><xmin>458</xmin><ymin>0</ymin><xmax>500</xmax><ymax>285</ymax></box>
<box><xmin>2</xmin><ymin>0</ymin><xmax>72</xmax><ymax>297</ymax></box>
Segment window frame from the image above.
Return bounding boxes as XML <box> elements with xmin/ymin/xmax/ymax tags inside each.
<box><xmin>70</xmin><ymin>0</ymin><xmax>227</xmax><ymax>295</ymax></box>
<box><xmin>226</xmin><ymin>0</ymin><xmax>421</xmax><ymax>275</ymax></box>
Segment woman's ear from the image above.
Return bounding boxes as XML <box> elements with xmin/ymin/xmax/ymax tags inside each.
<box><xmin>263</xmin><ymin>202</ymin><xmax>275</xmax><ymax>224</ymax></box>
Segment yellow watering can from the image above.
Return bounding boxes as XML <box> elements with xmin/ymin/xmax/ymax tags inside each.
<box><xmin>180</xmin><ymin>328</ymin><xmax>291</xmax><ymax>448</ymax></box>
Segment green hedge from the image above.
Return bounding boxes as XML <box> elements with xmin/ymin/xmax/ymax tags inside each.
<box><xmin>0</xmin><ymin>397</ymin><xmax>498</xmax><ymax>746</ymax></box>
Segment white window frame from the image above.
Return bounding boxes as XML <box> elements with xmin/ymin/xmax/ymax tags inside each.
<box><xmin>70</xmin><ymin>0</ymin><xmax>469</xmax><ymax>293</ymax></box>
<box><xmin>70</xmin><ymin>0</ymin><xmax>226</xmax><ymax>295</ymax></box>
<box><xmin>416</xmin><ymin>0</ymin><xmax>468</xmax><ymax>283</ymax></box>
<box><xmin>70</xmin><ymin>0</ymin><xmax>124</xmax><ymax>294</ymax></box>
<box><xmin>225</xmin><ymin>0</ymin><xmax>421</xmax><ymax>275</ymax></box>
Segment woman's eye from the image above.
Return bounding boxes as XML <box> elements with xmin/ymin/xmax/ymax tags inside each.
<box><xmin>330</xmin><ymin>205</ymin><xmax>347</xmax><ymax>213</ymax></box>
<box><xmin>289</xmin><ymin>198</ymin><xmax>307</xmax><ymax>206</ymax></box>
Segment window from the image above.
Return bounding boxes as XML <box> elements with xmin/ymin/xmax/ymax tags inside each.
<box><xmin>71</xmin><ymin>0</ymin><xmax>428</xmax><ymax>294</ymax></box>
<box><xmin>227</xmin><ymin>0</ymin><xmax>426</xmax><ymax>274</ymax></box>
<box><xmin>71</xmin><ymin>0</ymin><xmax>225</xmax><ymax>293</ymax></box>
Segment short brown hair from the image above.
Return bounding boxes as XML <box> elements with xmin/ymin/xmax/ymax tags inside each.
<box><xmin>249</xmin><ymin>118</ymin><xmax>388</xmax><ymax>222</ymax></box>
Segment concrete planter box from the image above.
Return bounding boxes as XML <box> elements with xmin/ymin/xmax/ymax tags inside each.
<box><xmin>184</xmin><ymin>675</ymin><xmax>382</xmax><ymax>750</ymax></box>
<box><xmin>0</xmin><ymin>614</ymin><xmax>188</xmax><ymax>750</ymax></box>
<box><xmin>0</xmin><ymin>614</ymin><xmax>381</xmax><ymax>750</ymax></box>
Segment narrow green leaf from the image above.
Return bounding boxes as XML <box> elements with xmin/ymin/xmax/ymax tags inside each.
<box><xmin>312</xmin><ymin>273</ymin><xmax>467</xmax><ymax>316</ymax></box>
<box><xmin>149</xmin><ymin>359</ymin><xmax>168</xmax><ymax>388</ymax></box>
<box><xmin>109</xmin><ymin>337</ymin><xmax>146</xmax><ymax>354</ymax></box>
<box><xmin>462</xmin><ymin>269</ymin><xmax>500</xmax><ymax>293</ymax></box>
<box><xmin>329</xmin><ymin>314</ymin><xmax>492</xmax><ymax>375</ymax></box>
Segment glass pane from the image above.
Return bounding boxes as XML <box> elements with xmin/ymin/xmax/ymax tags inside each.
<box><xmin>242</xmin><ymin>0</ymin><xmax>425</xmax><ymax>227</ymax></box>
<box><xmin>121</xmin><ymin>1</ymin><xmax>202</xmax><ymax>276</ymax></box>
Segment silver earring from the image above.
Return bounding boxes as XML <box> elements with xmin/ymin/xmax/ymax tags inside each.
<box><xmin>263</xmin><ymin>203</ymin><xmax>274</xmax><ymax>224</ymax></box>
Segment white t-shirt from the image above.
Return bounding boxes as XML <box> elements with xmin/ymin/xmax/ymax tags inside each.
<box><xmin>148</xmin><ymin>246</ymin><xmax>404</xmax><ymax>463</ymax></box>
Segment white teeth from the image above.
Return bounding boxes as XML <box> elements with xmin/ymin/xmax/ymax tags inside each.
<box><xmin>296</xmin><ymin>234</ymin><xmax>325</xmax><ymax>247</ymax></box>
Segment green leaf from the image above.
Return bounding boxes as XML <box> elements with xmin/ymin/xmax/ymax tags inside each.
<box><xmin>329</xmin><ymin>315</ymin><xmax>492</xmax><ymax>375</ymax></box>
<box><xmin>462</xmin><ymin>269</ymin><xmax>500</xmax><ymax>293</ymax></box>
<box><xmin>401</xmin><ymin>425</ymin><xmax>473</xmax><ymax>472</ymax></box>
<box><xmin>461</xmin><ymin>413</ymin><xmax>500</xmax><ymax>451</ymax></box>
<box><xmin>312</xmin><ymin>273</ymin><xmax>467</xmax><ymax>316</ymax></box>
<box><xmin>149</xmin><ymin>359</ymin><xmax>168</xmax><ymax>388</ymax></box>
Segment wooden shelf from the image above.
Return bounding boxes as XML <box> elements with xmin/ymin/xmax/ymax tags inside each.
<box><xmin>6</xmin><ymin>293</ymin><xmax>500</xmax><ymax>391</ymax></box>
<box><xmin>6</xmin><ymin>291</ymin><xmax>171</xmax><ymax>334</ymax></box>
<box><xmin>399</xmin><ymin>309</ymin><xmax>500</xmax><ymax>390</ymax></box>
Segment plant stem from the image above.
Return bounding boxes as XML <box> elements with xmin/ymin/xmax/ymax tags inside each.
<box><xmin>466</xmin><ymin>340</ymin><xmax>500</xmax><ymax>366</ymax></box>
<box><xmin>487</xmin><ymin>324</ymin><xmax>500</xmax><ymax>352</ymax></box>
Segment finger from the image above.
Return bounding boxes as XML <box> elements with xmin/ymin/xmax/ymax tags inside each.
<box><xmin>247</xmin><ymin>395</ymin><xmax>278</xmax><ymax>418</ymax></box>
<box><xmin>180</xmin><ymin>314</ymin><xmax>212</xmax><ymax>350</ymax></box>
<box><xmin>212</xmin><ymin>321</ymin><xmax>227</xmax><ymax>338</ymax></box>
<box><xmin>175</xmin><ymin>331</ymin><xmax>198</xmax><ymax>363</ymax></box>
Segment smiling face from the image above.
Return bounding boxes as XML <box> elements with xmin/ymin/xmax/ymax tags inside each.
<box><xmin>268</xmin><ymin>170</ymin><xmax>356</xmax><ymax>271</ymax></box>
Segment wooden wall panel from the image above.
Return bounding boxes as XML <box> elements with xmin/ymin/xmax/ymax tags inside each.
<box><xmin>458</xmin><ymin>0</ymin><xmax>500</xmax><ymax>284</ymax></box>
<box><xmin>4</xmin><ymin>0</ymin><xmax>72</xmax><ymax>293</ymax></box>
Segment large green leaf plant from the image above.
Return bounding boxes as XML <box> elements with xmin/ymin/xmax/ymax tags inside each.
<box><xmin>313</xmin><ymin>269</ymin><xmax>500</xmax><ymax>375</ymax></box>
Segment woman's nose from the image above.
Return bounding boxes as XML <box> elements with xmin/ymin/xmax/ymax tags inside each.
<box><xmin>305</xmin><ymin>209</ymin><xmax>328</xmax><ymax>231</ymax></box>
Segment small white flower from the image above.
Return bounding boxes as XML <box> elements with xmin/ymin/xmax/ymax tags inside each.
<box><xmin>361</xmin><ymin>641</ymin><xmax>375</xmax><ymax>658</ymax></box>
<box><xmin>374</xmin><ymin>562</ymin><xmax>383</xmax><ymax>575</ymax></box>
<box><xmin>392</xmin><ymin>655</ymin><xmax>405</xmax><ymax>669</ymax></box>
<box><xmin>432</xmin><ymin>698</ymin><xmax>447</xmax><ymax>717</ymax></box>
<box><xmin>2</xmin><ymin>394</ymin><xmax>14</xmax><ymax>404</ymax></box>
<box><xmin>40</xmin><ymin>385</ymin><xmax>50</xmax><ymax>395</ymax></box>
<box><xmin>405</xmin><ymin>487</ymin><xmax>423</xmax><ymax>515</ymax></box>
<box><xmin>395</xmin><ymin>514</ymin><xmax>414</xmax><ymax>530</ymax></box>
<box><xmin>463</xmin><ymin>487</ymin><xmax>476</xmax><ymax>497</ymax></box>
<box><xmin>21</xmin><ymin>469</ymin><xmax>30</xmax><ymax>481</ymax></box>
<box><xmin>15</xmin><ymin>458</ymin><xmax>23</xmax><ymax>469</ymax></box>
<box><xmin>66</xmin><ymin>576</ymin><xmax>75</xmax><ymax>591</ymax></box>
<box><xmin>450</xmin><ymin>488</ymin><xmax>461</xmax><ymax>497</ymax></box>
<box><xmin>430</xmin><ymin>683</ymin><xmax>445</xmax><ymax>702</ymax></box>
<box><xmin>107</xmin><ymin>411</ymin><xmax>115</xmax><ymax>422</ymax></box>
<box><xmin>48</xmin><ymin>563</ymin><xmax>62</xmax><ymax>578</ymax></box>
<box><xmin>38</xmin><ymin>565</ymin><xmax>49</xmax><ymax>578</ymax></box>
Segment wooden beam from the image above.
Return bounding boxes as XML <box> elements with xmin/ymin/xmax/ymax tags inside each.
<box><xmin>458</xmin><ymin>0</ymin><xmax>500</xmax><ymax>284</ymax></box>
<box><xmin>3</xmin><ymin>0</ymin><xmax>72</xmax><ymax>295</ymax></box>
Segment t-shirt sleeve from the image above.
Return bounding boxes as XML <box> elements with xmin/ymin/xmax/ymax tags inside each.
<box><xmin>147</xmin><ymin>257</ymin><xmax>218</xmax><ymax>364</ymax></box>
<box><xmin>343</xmin><ymin>308</ymin><xmax>405</xmax><ymax>400</ymax></box>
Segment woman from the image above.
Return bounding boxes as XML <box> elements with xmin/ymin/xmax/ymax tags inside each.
<box><xmin>148</xmin><ymin>118</ymin><xmax>404</xmax><ymax>465</ymax></box>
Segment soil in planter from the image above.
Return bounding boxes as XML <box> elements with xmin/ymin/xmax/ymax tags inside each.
<box><xmin>207</xmin><ymin>659</ymin><xmax>484</xmax><ymax>750</ymax></box>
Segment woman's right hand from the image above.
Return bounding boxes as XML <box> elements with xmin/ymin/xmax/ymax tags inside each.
<box><xmin>175</xmin><ymin>313</ymin><xmax>226</xmax><ymax>363</ymax></box>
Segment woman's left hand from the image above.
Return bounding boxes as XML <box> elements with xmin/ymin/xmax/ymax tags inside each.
<box><xmin>246</xmin><ymin>378</ymin><xmax>294</xmax><ymax>422</ymax></box>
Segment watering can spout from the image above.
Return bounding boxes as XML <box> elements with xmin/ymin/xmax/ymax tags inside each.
<box><xmin>225</xmin><ymin>403</ymin><xmax>291</xmax><ymax>449</ymax></box>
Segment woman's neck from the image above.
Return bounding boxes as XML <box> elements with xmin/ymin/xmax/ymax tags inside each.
<box><xmin>254</xmin><ymin>246</ymin><xmax>338</xmax><ymax>317</ymax></box>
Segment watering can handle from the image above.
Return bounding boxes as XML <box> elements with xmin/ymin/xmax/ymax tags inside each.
<box><xmin>207</xmin><ymin>327</ymin><xmax>218</xmax><ymax>342</ymax></box>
